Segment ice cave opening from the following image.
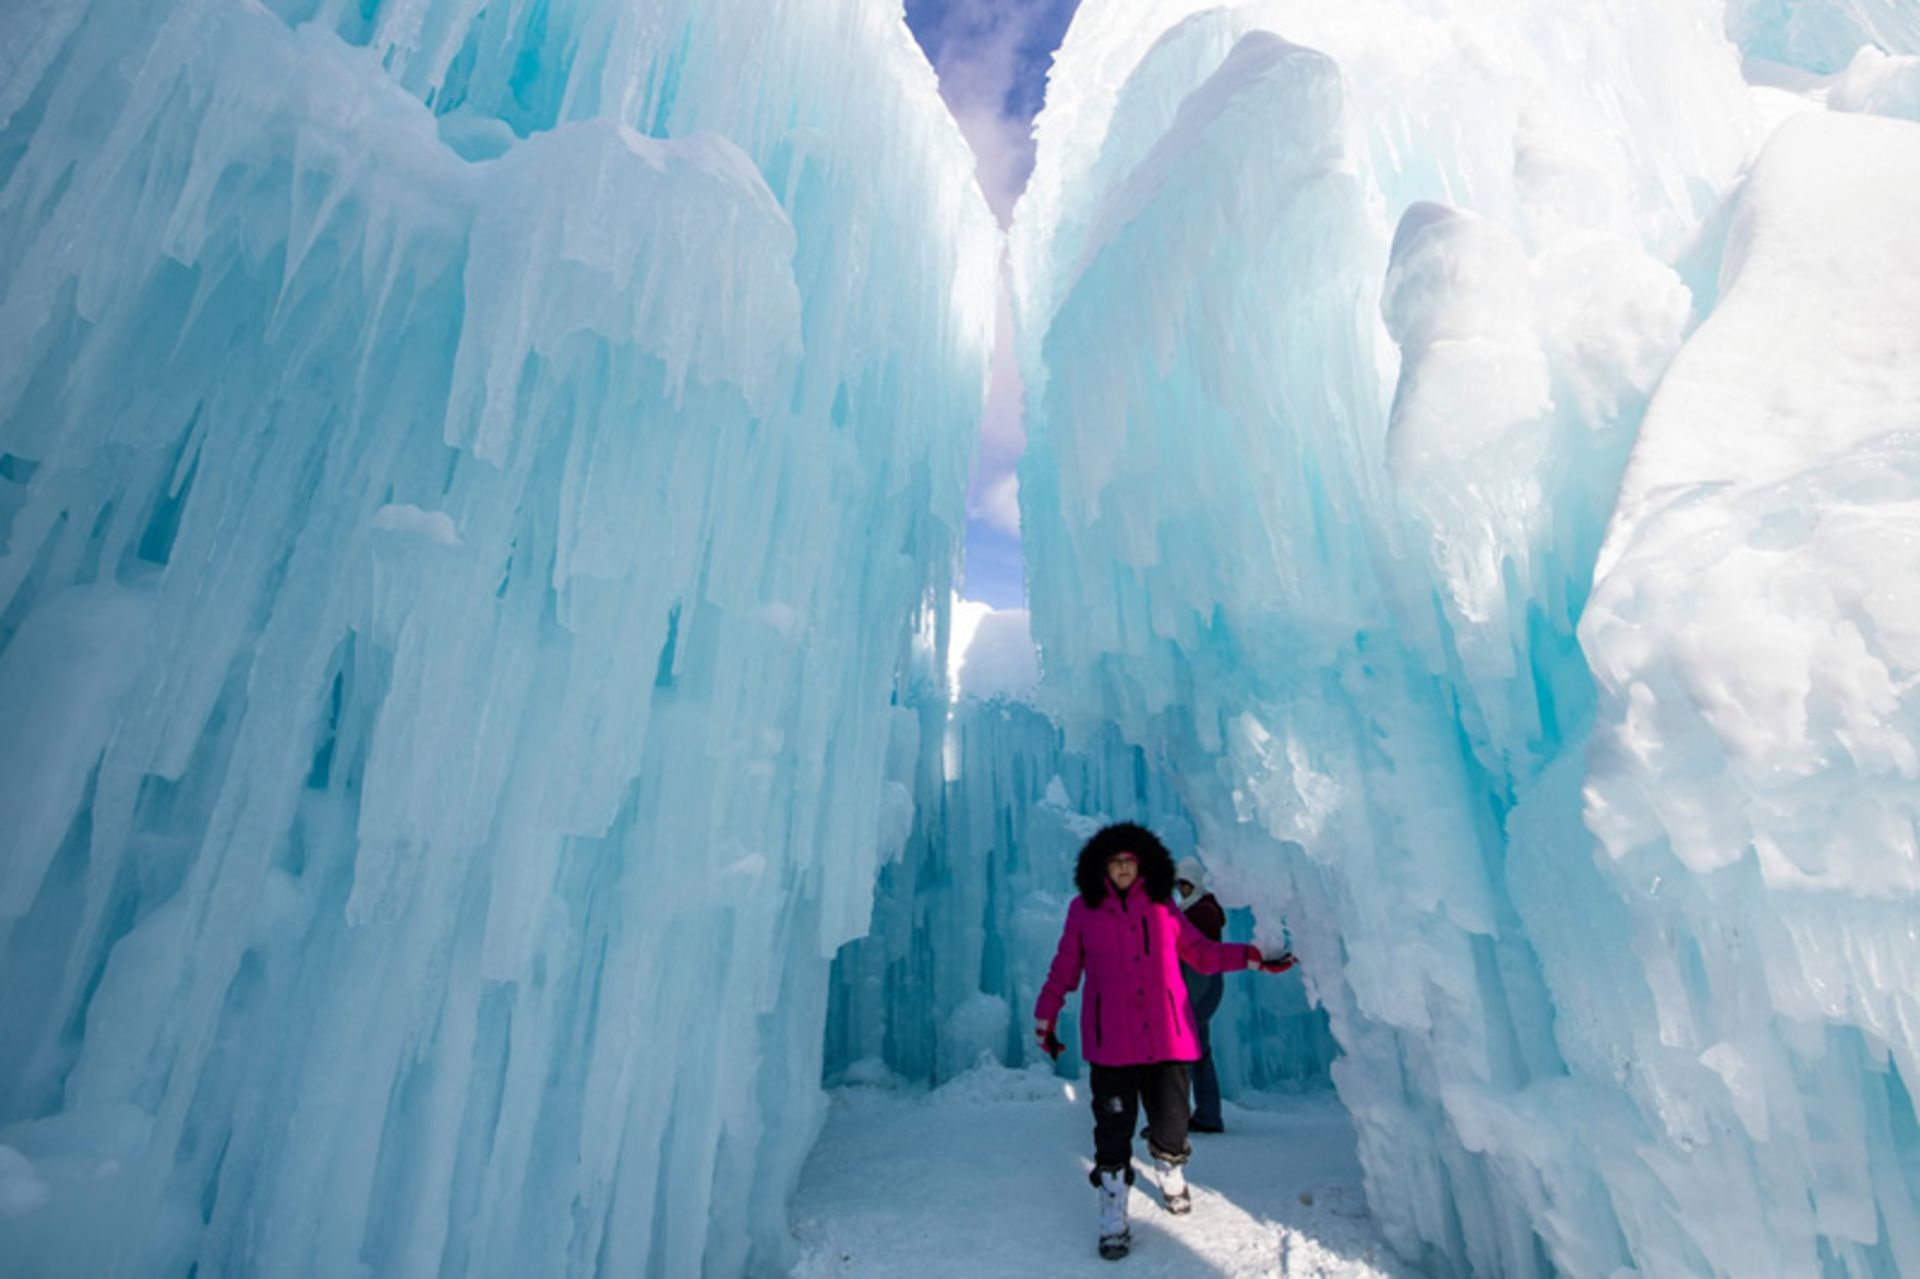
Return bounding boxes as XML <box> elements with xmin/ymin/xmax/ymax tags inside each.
<box><xmin>2</xmin><ymin>1</ymin><xmax>1919</xmax><ymax>1277</ymax></box>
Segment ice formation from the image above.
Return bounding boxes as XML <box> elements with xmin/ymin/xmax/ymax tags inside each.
<box><xmin>4</xmin><ymin>0</ymin><xmax>1919</xmax><ymax>1274</ymax></box>
<box><xmin>1012</xmin><ymin>1</ymin><xmax>1920</xmax><ymax>1276</ymax></box>
<box><xmin>826</xmin><ymin>605</ymin><xmax>1336</xmax><ymax>1093</ymax></box>
<box><xmin>1727</xmin><ymin>0</ymin><xmax>1920</xmax><ymax>73</ymax></box>
<box><xmin>0</xmin><ymin>0</ymin><xmax>993</xmax><ymax>1274</ymax></box>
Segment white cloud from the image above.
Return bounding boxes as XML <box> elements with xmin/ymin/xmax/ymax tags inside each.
<box><xmin>948</xmin><ymin>596</ymin><xmax>1039</xmax><ymax>703</ymax></box>
<box><xmin>951</xmin><ymin>105</ymin><xmax>1032</xmax><ymax>224</ymax></box>
<box><xmin>948</xmin><ymin>594</ymin><xmax>994</xmax><ymax>693</ymax></box>
<box><xmin>975</xmin><ymin>471</ymin><xmax>1021</xmax><ymax>537</ymax></box>
<box><xmin>979</xmin><ymin>278</ymin><xmax>1025</xmax><ymax>458</ymax></box>
<box><xmin>962</xmin><ymin>222</ymin><xmax>1026</xmax><ymax>546</ymax></box>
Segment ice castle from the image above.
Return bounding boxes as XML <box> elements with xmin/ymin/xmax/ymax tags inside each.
<box><xmin>1</xmin><ymin>0</ymin><xmax>1917</xmax><ymax>1274</ymax></box>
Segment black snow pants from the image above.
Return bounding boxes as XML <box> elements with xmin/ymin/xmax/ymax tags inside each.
<box><xmin>1089</xmin><ymin>1061</ymin><xmax>1191</xmax><ymax>1179</ymax></box>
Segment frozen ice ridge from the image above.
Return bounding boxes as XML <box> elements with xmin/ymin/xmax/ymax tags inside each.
<box><xmin>0</xmin><ymin>0</ymin><xmax>993</xmax><ymax>1274</ymax></box>
<box><xmin>1013</xmin><ymin>1</ymin><xmax>1920</xmax><ymax>1276</ymax></box>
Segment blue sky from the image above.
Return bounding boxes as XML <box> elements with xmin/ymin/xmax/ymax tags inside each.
<box><xmin>905</xmin><ymin>0</ymin><xmax>1079</xmax><ymax>220</ymax></box>
<box><xmin>904</xmin><ymin>0</ymin><xmax>1080</xmax><ymax>608</ymax></box>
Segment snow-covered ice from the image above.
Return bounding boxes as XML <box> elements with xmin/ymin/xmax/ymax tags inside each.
<box><xmin>791</xmin><ymin>1061</ymin><xmax>1403</xmax><ymax>1279</ymax></box>
<box><xmin>1012</xmin><ymin>1</ymin><xmax>1920</xmax><ymax>1275</ymax></box>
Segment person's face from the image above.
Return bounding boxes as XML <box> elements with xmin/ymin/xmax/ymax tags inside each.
<box><xmin>1176</xmin><ymin>879</ymin><xmax>1194</xmax><ymax>900</ymax></box>
<box><xmin>1107</xmin><ymin>854</ymin><xmax>1140</xmax><ymax>890</ymax></box>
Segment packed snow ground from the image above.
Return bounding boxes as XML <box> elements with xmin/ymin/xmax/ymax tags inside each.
<box><xmin>791</xmin><ymin>1062</ymin><xmax>1404</xmax><ymax>1277</ymax></box>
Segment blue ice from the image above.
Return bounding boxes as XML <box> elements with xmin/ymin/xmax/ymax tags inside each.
<box><xmin>4</xmin><ymin>0</ymin><xmax>1920</xmax><ymax>1276</ymax></box>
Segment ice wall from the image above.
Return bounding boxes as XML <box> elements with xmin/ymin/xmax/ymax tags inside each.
<box><xmin>1573</xmin><ymin>107</ymin><xmax>1920</xmax><ymax>1274</ymax></box>
<box><xmin>0</xmin><ymin>1</ymin><xmax>995</xmax><ymax>1274</ymax></box>
<box><xmin>1013</xmin><ymin>1</ymin><xmax>1920</xmax><ymax>1275</ymax></box>
<box><xmin>823</xmin><ymin>606</ymin><xmax>1336</xmax><ymax>1092</ymax></box>
<box><xmin>1727</xmin><ymin>0</ymin><xmax>1920</xmax><ymax>73</ymax></box>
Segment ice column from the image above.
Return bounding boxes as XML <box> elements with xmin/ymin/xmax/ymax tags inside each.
<box><xmin>0</xmin><ymin>1</ymin><xmax>994</xmax><ymax>1274</ymax></box>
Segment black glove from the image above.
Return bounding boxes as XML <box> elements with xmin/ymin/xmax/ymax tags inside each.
<box><xmin>1035</xmin><ymin>1019</ymin><xmax>1065</xmax><ymax>1059</ymax></box>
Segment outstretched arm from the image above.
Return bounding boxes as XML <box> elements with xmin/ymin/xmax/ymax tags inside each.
<box><xmin>1173</xmin><ymin>907</ymin><xmax>1263</xmax><ymax>975</ymax></box>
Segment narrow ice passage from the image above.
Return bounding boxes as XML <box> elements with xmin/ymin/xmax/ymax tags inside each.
<box><xmin>844</xmin><ymin>0</ymin><xmax>1920</xmax><ymax>1273</ymax></box>
<box><xmin>791</xmin><ymin>1064</ymin><xmax>1399</xmax><ymax>1278</ymax></box>
<box><xmin>1</xmin><ymin>1</ymin><xmax>1919</xmax><ymax>1277</ymax></box>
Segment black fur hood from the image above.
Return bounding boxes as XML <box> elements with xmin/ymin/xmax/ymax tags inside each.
<box><xmin>1074</xmin><ymin>822</ymin><xmax>1176</xmax><ymax>906</ymax></box>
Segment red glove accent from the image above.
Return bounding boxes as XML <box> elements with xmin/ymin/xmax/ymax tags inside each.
<box><xmin>1036</xmin><ymin>1019</ymin><xmax>1064</xmax><ymax>1059</ymax></box>
<box><xmin>1257</xmin><ymin>951</ymin><xmax>1297</xmax><ymax>974</ymax></box>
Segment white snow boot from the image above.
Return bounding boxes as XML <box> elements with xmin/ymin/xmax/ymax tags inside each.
<box><xmin>1095</xmin><ymin>1167</ymin><xmax>1131</xmax><ymax>1260</ymax></box>
<box><xmin>1155</xmin><ymin>1157</ymin><xmax>1191</xmax><ymax>1215</ymax></box>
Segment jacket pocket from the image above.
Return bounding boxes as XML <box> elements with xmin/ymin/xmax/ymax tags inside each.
<box><xmin>1168</xmin><ymin>990</ymin><xmax>1186</xmax><ymax>1037</ymax></box>
<box><xmin>1093</xmin><ymin>995</ymin><xmax>1103</xmax><ymax>1048</ymax></box>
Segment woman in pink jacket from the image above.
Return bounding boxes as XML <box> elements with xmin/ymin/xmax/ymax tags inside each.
<box><xmin>1034</xmin><ymin>823</ymin><xmax>1295</xmax><ymax>1260</ymax></box>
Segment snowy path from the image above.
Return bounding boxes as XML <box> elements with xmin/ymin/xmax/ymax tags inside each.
<box><xmin>790</xmin><ymin>1064</ymin><xmax>1407</xmax><ymax>1278</ymax></box>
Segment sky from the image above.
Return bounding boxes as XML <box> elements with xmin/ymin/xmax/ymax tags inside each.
<box><xmin>904</xmin><ymin>0</ymin><xmax>1080</xmax><ymax>608</ymax></box>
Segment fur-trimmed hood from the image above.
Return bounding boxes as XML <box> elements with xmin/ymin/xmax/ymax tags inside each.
<box><xmin>1074</xmin><ymin>822</ymin><xmax>1176</xmax><ymax>906</ymax></box>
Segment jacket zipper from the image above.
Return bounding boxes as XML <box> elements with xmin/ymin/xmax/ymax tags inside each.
<box><xmin>1093</xmin><ymin>995</ymin><xmax>1103</xmax><ymax>1047</ymax></box>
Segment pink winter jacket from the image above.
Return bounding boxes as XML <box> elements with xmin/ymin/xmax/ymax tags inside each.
<box><xmin>1035</xmin><ymin>888</ymin><xmax>1260</xmax><ymax>1066</ymax></box>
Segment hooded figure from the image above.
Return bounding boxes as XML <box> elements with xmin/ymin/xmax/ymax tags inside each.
<box><xmin>1174</xmin><ymin>855</ymin><xmax>1228</xmax><ymax>1131</ymax></box>
<box><xmin>1175</xmin><ymin>856</ymin><xmax>1226</xmax><ymax>940</ymax></box>
<box><xmin>1033</xmin><ymin>823</ymin><xmax>1295</xmax><ymax>1259</ymax></box>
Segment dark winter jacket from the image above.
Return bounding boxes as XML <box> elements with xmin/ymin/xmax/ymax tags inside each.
<box><xmin>1183</xmin><ymin>892</ymin><xmax>1226</xmax><ymax>943</ymax></box>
